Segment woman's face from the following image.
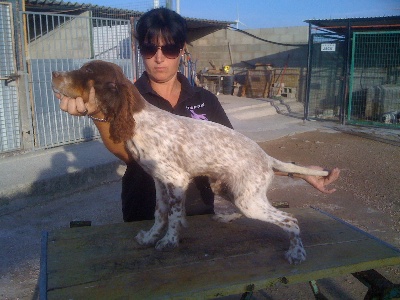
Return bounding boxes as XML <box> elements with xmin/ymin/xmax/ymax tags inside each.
<box><xmin>142</xmin><ymin>38</ymin><xmax>183</xmax><ymax>84</ymax></box>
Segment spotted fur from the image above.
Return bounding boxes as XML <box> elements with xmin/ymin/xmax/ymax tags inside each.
<box><xmin>52</xmin><ymin>60</ymin><xmax>330</xmax><ymax>264</ymax></box>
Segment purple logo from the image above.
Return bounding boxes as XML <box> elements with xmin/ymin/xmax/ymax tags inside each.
<box><xmin>190</xmin><ymin>109</ymin><xmax>208</xmax><ymax>120</ymax></box>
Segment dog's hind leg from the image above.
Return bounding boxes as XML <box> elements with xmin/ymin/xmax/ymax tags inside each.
<box><xmin>234</xmin><ymin>194</ymin><xmax>306</xmax><ymax>264</ymax></box>
<box><xmin>135</xmin><ymin>179</ymin><xmax>170</xmax><ymax>246</ymax></box>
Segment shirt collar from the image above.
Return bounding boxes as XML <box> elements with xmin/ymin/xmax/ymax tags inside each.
<box><xmin>135</xmin><ymin>71</ymin><xmax>194</xmax><ymax>103</ymax></box>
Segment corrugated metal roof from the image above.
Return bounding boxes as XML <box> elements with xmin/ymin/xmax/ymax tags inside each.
<box><xmin>24</xmin><ymin>0</ymin><xmax>234</xmax><ymax>28</ymax></box>
<box><xmin>305</xmin><ymin>15</ymin><xmax>400</xmax><ymax>34</ymax></box>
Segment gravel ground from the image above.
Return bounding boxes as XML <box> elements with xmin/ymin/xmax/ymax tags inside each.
<box><xmin>1</xmin><ymin>129</ymin><xmax>399</xmax><ymax>299</ymax></box>
<box><xmin>249</xmin><ymin>129</ymin><xmax>400</xmax><ymax>299</ymax></box>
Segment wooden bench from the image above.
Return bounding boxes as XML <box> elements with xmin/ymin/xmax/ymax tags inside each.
<box><xmin>40</xmin><ymin>207</ymin><xmax>400</xmax><ymax>299</ymax></box>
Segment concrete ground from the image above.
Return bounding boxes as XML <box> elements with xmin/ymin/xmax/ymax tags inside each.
<box><xmin>0</xmin><ymin>95</ymin><xmax>399</xmax><ymax>299</ymax></box>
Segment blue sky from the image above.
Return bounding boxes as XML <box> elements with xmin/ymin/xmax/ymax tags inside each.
<box><xmin>84</xmin><ymin>0</ymin><xmax>399</xmax><ymax>28</ymax></box>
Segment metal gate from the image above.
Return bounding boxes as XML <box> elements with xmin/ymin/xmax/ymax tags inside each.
<box><xmin>21</xmin><ymin>11</ymin><xmax>133</xmax><ymax>149</ymax></box>
<box><xmin>348</xmin><ymin>31</ymin><xmax>400</xmax><ymax>127</ymax></box>
<box><xmin>306</xmin><ymin>33</ymin><xmax>346</xmax><ymax>121</ymax></box>
<box><xmin>0</xmin><ymin>2</ymin><xmax>21</xmax><ymax>153</ymax></box>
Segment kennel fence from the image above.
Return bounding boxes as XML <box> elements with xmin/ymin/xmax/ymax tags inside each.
<box><xmin>21</xmin><ymin>11</ymin><xmax>134</xmax><ymax>150</ymax></box>
<box><xmin>348</xmin><ymin>31</ymin><xmax>400</xmax><ymax>127</ymax></box>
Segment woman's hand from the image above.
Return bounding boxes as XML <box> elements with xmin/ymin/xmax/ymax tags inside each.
<box><xmin>300</xmin><ymin>166</ymin><xmax>340</xmax><ymax>194</ymax></box>
<box><xmin>56</xmin><ymin>87</ymin><xmax>100</xmax><ymax>116</ymax></box>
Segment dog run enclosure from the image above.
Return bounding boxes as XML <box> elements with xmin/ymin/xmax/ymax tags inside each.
<box><xmin>305</xmin><ymin>17</ymin><xmax>400</xmax><ymax>127</ymax></box>
<box><xmin>0</xmin><ymin>3</ymin><xmax>136</xmax><ymax>153</ymax></box>
<box><xmin>23</xmin><ymin>11</ymin><xmax>134</xmax><ymax>149</ymax></box>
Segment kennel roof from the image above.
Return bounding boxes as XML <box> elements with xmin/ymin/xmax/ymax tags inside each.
<box><xmin>305</xmin><ymin>15</ymin><xmax>400</xmax><ymax>35</ymax></box>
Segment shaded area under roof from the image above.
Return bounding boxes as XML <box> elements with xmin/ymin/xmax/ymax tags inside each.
<box><xmin>305</xmin><ymin>16</ymin><xmax>400</xmax><ymax>35</ymax></box>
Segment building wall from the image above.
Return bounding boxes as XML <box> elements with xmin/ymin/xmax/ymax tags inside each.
<box><xmin>28</xmin><ymin>12</ymin><xmax>92</xmax><ymax>59</ymax></box>
<box><xmin>188</xmin><ymin>26</ymin><xmax>309</xmax><ymax>101</ymax></box>
<box><xmin>188</xmin><ymin>26</ymin><xmax>309</xmax><ymax>72</ymax></box>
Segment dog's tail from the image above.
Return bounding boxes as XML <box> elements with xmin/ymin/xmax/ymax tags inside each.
<box><xmin>270</xmin><ymin>158</ymin><xmax>329</xmax><ymax>176</ymax></box>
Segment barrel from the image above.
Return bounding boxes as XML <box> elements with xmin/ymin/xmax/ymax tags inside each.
<box><xmin>222</xmin><ymin>75</ymin><xmax>234</xmax><ymax>95</ymax></box>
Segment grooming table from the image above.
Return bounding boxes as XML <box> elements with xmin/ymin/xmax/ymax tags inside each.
<box><xmin>40</xmin><ymin>207</ymin><xmax>400</xmax><ymax>299</ymax></box>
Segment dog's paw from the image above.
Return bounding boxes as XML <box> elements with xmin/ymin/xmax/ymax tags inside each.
<box><xmin>155</xmin><ymin>236</ymin><xmax>179</xmax><ymax>251</ymax></box>
<box><xmin>135</xmin><ymin>230</ymin><xmax>157</xmax><ymax>246</ymax></box>
<box><xmin>285</xmin><ymin>246</ymin><xmax>307</xmax><ymax>264</ymax></box>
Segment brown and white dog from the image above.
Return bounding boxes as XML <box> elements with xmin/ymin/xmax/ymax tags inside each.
<box><xmin>52</xmin><ymin>60</ymin><xmax>330</xmax><ymax>264</ymax></box>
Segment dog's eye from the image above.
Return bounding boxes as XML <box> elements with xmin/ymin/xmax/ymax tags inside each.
<box><xmin>85</xmin><ymin>67</ymin><xmax>93</xmax><ymax>73</ymax></box>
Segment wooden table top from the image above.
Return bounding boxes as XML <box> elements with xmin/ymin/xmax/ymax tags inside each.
<box><xmin>43</xmin><ymin>207</ymin><xmax>400</xmax><ymax>299</ymax></box>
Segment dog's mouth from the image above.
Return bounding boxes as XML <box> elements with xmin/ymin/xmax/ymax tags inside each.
<box><xmin>52</xmin><ymin>71</ymin><xmax>77</xmax><ymax>98</ymax></box>
<box><xmin>52</xmin><ymin>72</ymin><xmax>66</xmax><ymax>97</ymax></box>
<box><xmin>51</xmin><ymin>84</ymin><xmax>77</xmax><ymax>99</ymax></box>
<box><xmin>52</xmin><ymin>85</ymin><xmax>62</xmax><ymax>95</ymax></box>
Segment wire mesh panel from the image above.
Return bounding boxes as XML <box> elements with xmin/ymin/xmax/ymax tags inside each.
<box><xmin>307</xmin><ymin>33</ymin><xmax>346</xmax><ymax>120</ymax></box>
<box><xmin>23</xmin><ymin>11</ymin><xmax>132</xmax><ymax>149</ymax></box>
<box><xmin>348</xmin><ymin>31</ymin><xmax>400</xmax><ymax>127</ymax></box>
<box><xmin>0</xmin><ymin>3</ymin><xmax>21</xmax><ymax>153</ymax></box>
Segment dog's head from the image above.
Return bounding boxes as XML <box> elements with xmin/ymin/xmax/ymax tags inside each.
<box><xmin>52</xmin><ymin>60</ymin><xmax>144</xmax><ymax>143</ymax></box>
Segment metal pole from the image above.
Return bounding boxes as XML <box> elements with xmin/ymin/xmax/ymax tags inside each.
<box><xmin>341</xmin><ymin>20</ymin><xmax>351</xmax><ymax>125</ymax></box>
<box><xmin>304</xmin><ymin>22</ymin><xmax>313</xmax><ymax>120</ymax></box>
<box><xmin>130</xmin><ymin>17</ymin><xmax>137</xmax><ymax>82</ymax></box>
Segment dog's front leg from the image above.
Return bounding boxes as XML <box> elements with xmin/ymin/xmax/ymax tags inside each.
<box><xmin>155</xmin><ymin>182</ymin><xmax>188</xmax><ymax>250</ymax></box>
<box><xmin>135</xmin><ymin>179</ymin><xmax>169</xmax><ymax>246</ymax></box>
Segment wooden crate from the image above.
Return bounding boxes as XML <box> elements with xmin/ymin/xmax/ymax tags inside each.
<box><xmin>245</xmin><ymin>69</ymin><xmax>272</xmax><ymax>98</ymax></box>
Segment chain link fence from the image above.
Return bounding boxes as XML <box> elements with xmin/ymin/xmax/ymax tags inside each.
<box><xmin>348</xmin><ymin>31</ymin><xmax>400</xmax><ymax>127</ymax></box>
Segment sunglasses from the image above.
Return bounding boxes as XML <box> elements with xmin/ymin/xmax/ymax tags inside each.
<box><xmin>139</xmin><ymin>43</ymin><xmax>182</xmax><ymax>59</ymax></box>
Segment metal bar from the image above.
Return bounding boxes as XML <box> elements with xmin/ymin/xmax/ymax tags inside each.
<box><xmin>240</xmin><ymin>284</ymin><xmax>254</xmax><ymax>300</ymax></box>
<box><xmin>130</xmin><ymin>17</ymin><xmax>137</xmax><ymax>82</ymax></box>
<box><xmin>347</xmin><ymin>31</ymin><xmax>356</xmax><ymax>123</ymax></box>
<box><xmin>340</xmin><ymin>19</ymin><xmax>351</xmax><ymax>125</ymax></box>
<box><xmin>353</xmin><ymin>269</ymin><xmax>400</xmax><ymax>299</ymax></box>
<box><xmin>304</xmin><ymin>22</ymin><xmax>312</xmax><ymax>120</ymax></box>
<box><xmin>309</xmin><ymin>280</ymin><xmax>328</xmax><ymax>300</ymax></box>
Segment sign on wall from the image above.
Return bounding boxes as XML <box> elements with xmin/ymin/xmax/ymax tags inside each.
<box><xmin>321</xmin><ymin>43</ymin><xmax>336</xmax><ymax>51</ymax></box>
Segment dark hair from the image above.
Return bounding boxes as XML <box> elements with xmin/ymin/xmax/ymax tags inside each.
<box><xmin>136</xmin><ymin>7</ymin><xmax>187</xmax><ymax>48</ymax></box>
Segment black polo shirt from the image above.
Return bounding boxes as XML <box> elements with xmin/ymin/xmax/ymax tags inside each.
<box><xmin>134</xmin><ymin>72</ymin><xmax>233</xmax><ymax>129</ymax></box>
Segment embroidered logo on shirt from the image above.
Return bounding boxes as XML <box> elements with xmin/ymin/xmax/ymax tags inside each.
<box><xmin>187</xmin><ymin>103</ymin><xmax>208</xmax><ymax>120</ymax></box>
<box><xmin>189</xmin><ymin>109</ymin><xmax>208</xmax><ymax>120</ymax></box>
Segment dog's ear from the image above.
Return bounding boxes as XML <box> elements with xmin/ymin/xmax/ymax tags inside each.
<box><xmin>109</xmin><ymin>77</ymin><xmax>145</xmax><ymax>143</ymax></box>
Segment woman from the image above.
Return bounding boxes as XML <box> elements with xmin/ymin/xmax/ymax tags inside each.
<box><xmin>58</xmin><ymin>8</ymin><xmax>340</xmax><ymax>222</ymax></box>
